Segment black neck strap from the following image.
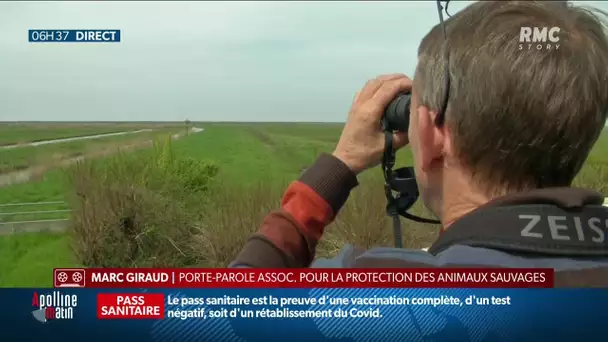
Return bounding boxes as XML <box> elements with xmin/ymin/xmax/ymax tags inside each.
<box><xmin>429</xmin><ymin>204</ymin><xmax>608</xmax><ymax>257</ymax></box>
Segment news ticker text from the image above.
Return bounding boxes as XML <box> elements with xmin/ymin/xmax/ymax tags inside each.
<box><xmin>96</xmin><ymin>292</ymin><xmax>513</xmax><ymax>320</ymax></box>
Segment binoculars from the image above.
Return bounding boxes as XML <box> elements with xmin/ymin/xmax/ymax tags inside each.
<box><xmin>383</xmin><ymin>93</ymin><xmax>411</xmax><ymax>132</ymax></box>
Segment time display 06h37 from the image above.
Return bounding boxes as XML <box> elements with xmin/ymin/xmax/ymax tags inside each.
<box><xmin>28</xmin><ymin>30</ymin><xmax>121</xmax><ymax>43</ymax></box>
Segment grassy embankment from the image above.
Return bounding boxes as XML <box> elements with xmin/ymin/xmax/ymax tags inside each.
<box><xmin>0</xmin><ymin>124</ymin><xmax>185</xmax><ymax>174</ymax></box>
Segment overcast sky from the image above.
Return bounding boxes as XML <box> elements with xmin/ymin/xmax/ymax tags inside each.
<box><xmin>1</xmin><ymin>1</ymin><xmax>607</xmax><ymax>122</ymax></box>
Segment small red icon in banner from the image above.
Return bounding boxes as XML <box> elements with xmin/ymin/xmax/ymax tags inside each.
<box><xmin>54</xmin><ymin>268</ymin><xmax>86</xmax><ymax>288</ymax></box>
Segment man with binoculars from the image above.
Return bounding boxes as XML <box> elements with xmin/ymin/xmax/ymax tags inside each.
<box><xmin>232</xmin><ymin>1</ymin><xmax>608</xmax><ymax>286</ymax></box>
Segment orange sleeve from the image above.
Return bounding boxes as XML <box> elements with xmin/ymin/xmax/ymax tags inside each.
<box><xmin>231</xmin><ymin>153</ymin><xmax>358</xmax><ymax>268</ymax></box>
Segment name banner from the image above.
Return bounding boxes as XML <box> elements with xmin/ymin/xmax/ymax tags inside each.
<box><xmin>2</xmin><ymin>288</ymin><xmax>606</xmax><ymax>342</ymax></box>
<box><xmin>53</xmin><ymin>268</ymin><xmax>554</xmax><ymax>288</ymax></box>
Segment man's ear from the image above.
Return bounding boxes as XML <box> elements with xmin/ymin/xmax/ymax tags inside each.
<box><xmin>416</xmin><ymin>105</ymin><xmax>445</xmax><ymax>172</ymax></box>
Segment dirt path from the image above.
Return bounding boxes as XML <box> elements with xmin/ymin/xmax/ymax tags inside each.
<box><xmin>0</xmin><ymin>129</ymin><xmax>153</xmax><ymax>150</ymax></box>
<box><xmin>0</xmin><ymin>127</ymin><xmax>204</xmax><ymax>187</ymax></box>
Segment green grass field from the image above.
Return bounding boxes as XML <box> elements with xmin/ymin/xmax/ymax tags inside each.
<box><xmin>0</xmin><ymin>123</ymin><xmax>606</xmax><ymax>287</ymax></box>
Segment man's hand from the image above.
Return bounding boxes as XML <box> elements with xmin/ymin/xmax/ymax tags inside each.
<box><xmin>332</xmin><ymin>74</ymin><xmax>411</xmax><ymax>174</ymax></box>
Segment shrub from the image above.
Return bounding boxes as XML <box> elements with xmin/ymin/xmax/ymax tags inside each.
<box><xmin>65</xmin><ymin>139</ymin><xmax>218</xmax><ymax>268</ymax></box>
<box><xmin>191</xmin><ymin>180</ymin><xmax>286</xmax><ymax>267</ymax></box>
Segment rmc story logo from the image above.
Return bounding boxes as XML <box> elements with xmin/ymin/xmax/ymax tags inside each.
<box><xmin>519</xmin><ymin>26</ymin><xmax>561</xmax><ymax>50</ymax></box>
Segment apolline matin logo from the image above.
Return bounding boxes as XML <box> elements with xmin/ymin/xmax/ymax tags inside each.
<box><xmin>31</xmin><ymin>291</ymin><xmax>78</xmax><ymax>324</ymax></box>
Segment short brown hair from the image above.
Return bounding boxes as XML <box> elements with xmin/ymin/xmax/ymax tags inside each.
<box><xmin>414</xmin><ymin>1</ymin><xmax>608</xmax><ymax>193</ymax></box>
